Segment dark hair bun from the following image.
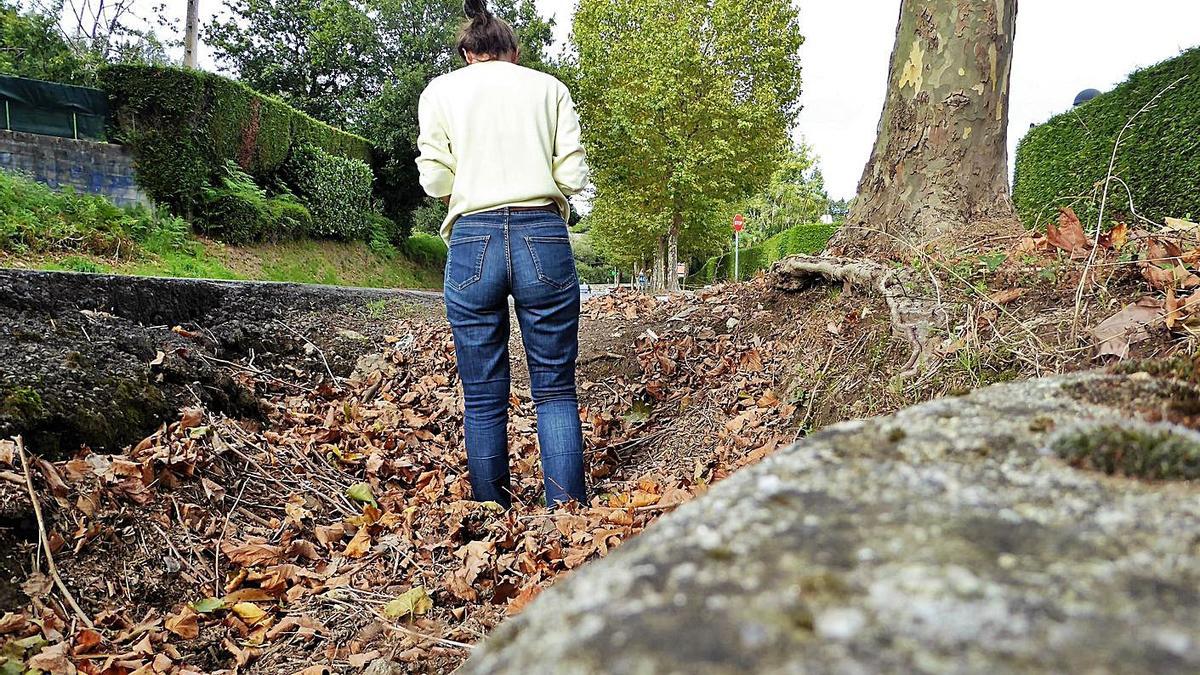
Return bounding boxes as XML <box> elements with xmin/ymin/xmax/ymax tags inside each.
<box><xmin>464</xmin><ymin>0</ymin><xmax>488</xmax><ymax>19</ymax></box>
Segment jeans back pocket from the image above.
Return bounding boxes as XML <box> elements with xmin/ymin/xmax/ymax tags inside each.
<box><xmin>446</xmin><ymin>234</ymin><xmax>491</xmax><ymax>291</ymax></box>
<box><xmin>524</xmin><ymin>235</ymin><xmax>577</xmax><ymax>289</ymax></box>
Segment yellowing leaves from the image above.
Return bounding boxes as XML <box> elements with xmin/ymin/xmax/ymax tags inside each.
<box><xmin>383</xmin><ymin>587</ymin><xmax>433</xmax><ymax>621</ymax></box>
<box><xmin>343</xmin><ymin>527</ymin><xmax>372</xmax><ymax>558</ymax></box>
<box><xmin>232</xmin><ymin>602</ymin><xmax>270</xmax><ymax>626</ymax></box>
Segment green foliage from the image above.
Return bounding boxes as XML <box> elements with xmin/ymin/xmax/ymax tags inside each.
<box><xmin>571</xmin><ymin>0</ymin><xmax>804</xmax><ymax>271</ymax></box>
<box><xmin>1013</xmin><ymin>48</ymin><xmax>1200</xmax><ymax>230</ymax></box>
<box><xmin>207</xmin><ymin>0</ymin><xmax>555</xmax><ymax>232</ymax></box>
<box><xmin>284</xmin><ymin>145</ymin><xmax>374</xmax><ymax>240</ymax></box>
<box><xmin>399</xmin><ymin>231</ymin><xmax>448</xmax><ymax>267</ymax></box>
<box><xmin>0</xmin><ymin>0</ymin><xmax>96</xmax><ymax>84</ymax></box>
<box><xmin>198</xmin><ymin>162</ymin><xmax>314</xmax><ymax>244</ymax></box>
<box><xmin>569</xmin><ymin>231</ymin><xmax>612</xmax><ymax>283</ymax></box>
<box><xmin>828</xmin><ymin>198</ymin><xmax>851</xmax><ymax>222</ymax></box>
<box><xmin>101</xmin><ymin>64</ymin><xmax>374</xmax><ymax>234</ymax></box>
<box><xmin>718</xmin><ymin>144</ymin><xmax>830</xmax><ymax>248</ymax></box>
<box><xmin>2</xmin><ymin>168</ymin><xmax>445</xmax><ymax>287</ymax></box>
<box><xmin>0</xmin><ymin>168</ymin><xmax>185</xmax><ymax>256</ymax></box>
<box><xmin>693</xmin><ymin>221</ymin><xmax>838</xmax><ymax>284</ymax></box>
<box><xmin>409</xmin><ymin>197</ymin><xmax>449</xmax><ymax>236</ymax></box>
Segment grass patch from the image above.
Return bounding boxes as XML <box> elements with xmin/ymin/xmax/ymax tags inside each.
<box><xmin>2</xmin><ymin>170</ymin><xmax>444</xmax><ymax>289</ymax></box>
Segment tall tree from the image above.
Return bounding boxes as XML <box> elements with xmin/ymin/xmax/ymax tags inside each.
<box><xmin>571</xmin><ymin>0</ymin><xmax>803</xmax><ymax>291</ymax></box>
<box><xmin>208</xmin><ymin>0</ymin><xmax>555</xmax><ymax>229</ymax></box>
<box><xmin>2</xmin><ymin>0</ymin><xmax>174</xmax><ymax>83</ymax></box>
<box><xmin>724</xmin><ymin>143</ymin><xmax>829</xmax><ymax>248</ymax></box>
<box><xmin>835</xmin><ymin>0</ymin><xmax>1018</xmax><ymax>253</ymax></box>
<box><xmin>208</xmin><ymin>0</ymin><xmax>554</xmax><ymax>127</ymax></box>
<box><xmin>0</xmin><ymin>0</ymin><xmax>93</xmax><ymax>83</ymax></box>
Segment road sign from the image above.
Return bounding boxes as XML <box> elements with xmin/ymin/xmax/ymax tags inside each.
<box><xmin>732</xmin><ymin>215</ymin><xmax>743</xmax><ymax>281</ymax></box>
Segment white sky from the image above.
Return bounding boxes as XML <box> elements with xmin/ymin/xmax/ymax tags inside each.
<box><xmin>160</xmin><ymin>0</ymin><xmax>1200</xmax><ymax>200</ymax></box>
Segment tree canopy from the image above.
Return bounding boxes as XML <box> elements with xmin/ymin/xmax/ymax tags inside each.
<box><xmin>0</xmin><ymin>0</ymin><xmax>94</xmax><ymax>84</ymax></box>
<box><xmin>721</xmin><ymin>143</ymin><xmax>829</xmax><ymax>248</ymax></box>
<box><xmin>570</xmin><ymin>0</ymin><xmax>804</xmax><ymax>290</ymax></box>
<box><xmin>207</xmin><ymin>0</ymin><xmax>555</xmax><ymax>227</ymax></box>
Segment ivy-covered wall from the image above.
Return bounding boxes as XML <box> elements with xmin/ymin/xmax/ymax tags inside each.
<box><xmin>1013</xmin><ymin>48</ymin><xmax>1200</xmax><ymax>230</ymax></box>
<box><xmin>100</xmin><ymin>65</ymin><xmax>378</xmax><ymax>243</ymax></box>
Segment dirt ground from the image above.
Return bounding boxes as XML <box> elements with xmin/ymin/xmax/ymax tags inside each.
<box><xmin>1</xmin><ymin>220</ymin><xmax>1196</xmax><ymax>673</ymax></box>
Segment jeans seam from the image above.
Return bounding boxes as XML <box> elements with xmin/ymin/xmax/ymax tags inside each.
<box><xmin>504</xmin><ymin>209</ymin><xmax>513</xmax><ymax>287</ymax></box>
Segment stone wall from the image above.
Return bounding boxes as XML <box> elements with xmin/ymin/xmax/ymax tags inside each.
<box><xmin>0</xmin><ymin>129</ymin><xmax>147</xmax><ymax>207</ymax></box>
<box><xmin>462</xmin><ymin>373</ymin><xmax>1200</xmax><ymax>674</ymax></box>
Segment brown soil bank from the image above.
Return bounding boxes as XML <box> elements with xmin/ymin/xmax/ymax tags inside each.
<box><xmin>0</xmin><ymin>270</ymin><xmax>438</xmax><ymax>459</ymax></box>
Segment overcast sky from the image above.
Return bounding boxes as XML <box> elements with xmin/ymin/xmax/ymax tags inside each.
<box><xmin>168</xmin><ymin>0</ymin><xmax>1200</xmax><ymax>200</ymax></box>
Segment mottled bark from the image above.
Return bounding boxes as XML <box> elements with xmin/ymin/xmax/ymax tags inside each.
<box><xmin>651</xmin><ymin>236</ymin><xmax>667</xmax><ymax>291</ymax></box>
<box><xmin>835</xmin><ymin>0</ymin><xmax>1019</xmax><ymax>253</ymax></box>
<box><xmin>665</xmin><ymin>214</ymin><xmax>682</xmax><ymax>292</ymax></box>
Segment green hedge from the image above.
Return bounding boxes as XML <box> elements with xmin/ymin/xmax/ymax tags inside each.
<box><xmin>1014</xmin><ymin>48</ymin><xmax>1200</xmax><ymax>230</ymax></box>
<box><xmin>198</xmin><ymin>161</ymin><xmax>313</xmax><ymax>244</ymax></box>
<box><xmin>692</xmin><ymin>222</ymin><xmax>838</xmax><ymax>284</ymax></box>
<box><xmin>284</xmin><ymin>145</ymin><xmax>374</xmax><ymax>240</ymax></box>
<box><xmin>100</xmin><ymin>65</ymin><xmax>374</xmax><ymax>226</ymax></box>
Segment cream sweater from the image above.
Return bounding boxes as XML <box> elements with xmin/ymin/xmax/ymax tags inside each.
<box><xmin>416</xmin><ymin>61</ymin><xmax>589</xmax><ymax>241</ymax></box>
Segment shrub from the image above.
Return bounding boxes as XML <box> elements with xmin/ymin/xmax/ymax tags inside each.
<box><xmin>1013</xmin><ymin>48</ymin><xmax>1200</xmax><ymax>230</ymax></box>
<box><xmin>284</xmin><ymin>145</ymin><xmax>374</xmax><ymax>240</ymax></box>
<box><xmin>692</xmin><ymin>221</ymin><xmax>838</xmax><ymax>284</ymax></box>
<box><xmin>400</xmin><ymin>232</ymin><xmax>448</xmax><ymax>267</ymax></box>
<box><xmin>100</xmin><ymin>64</ymin><xmax>374</xmax><ymax>235</ymax></box>
<box><xmin>267</xmin><ymin>195</ymin><xmax>313</xmax><ymax>240</ymax></box>
<box><xmin>367</xmin><ymin>214</ymin><xmax>401</xmax><ymax>258</ymax></box>
<box><xmin>198</xmin><ymin>162</ymin><xmax>272</xmax><ymax>244</ymax></box>
<box><xmin>198</xmin><ymin>162</ymin><xmax>314</xmax><ymax>244</ymax></box>
<box><xmin>0</xmin><ymin>169</ymin><xmax>188</xmax><ymax>257</ymax></box>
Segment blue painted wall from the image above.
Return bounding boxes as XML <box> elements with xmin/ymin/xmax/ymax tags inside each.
<box><xmin>0</xmin><ymin>130</ymin><xmax>148</xmax><ymax>207</ymax></box>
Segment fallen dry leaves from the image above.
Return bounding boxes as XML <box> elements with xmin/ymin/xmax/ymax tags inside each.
<box><xmin>2</xmin><ymin>284</ymin><xmax>805</xmax><ymax>674</ymax></box>
<box><xmin>1020</xmin><ymin>208</ymin><xmax>1200</xmax><ymax>356</ymax></box>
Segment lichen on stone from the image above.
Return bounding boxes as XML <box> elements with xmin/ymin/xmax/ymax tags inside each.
<box><xmin>1050</xmin><ymin>421</ymin><xmax>1200</xmax><ymax>482</ymax></box>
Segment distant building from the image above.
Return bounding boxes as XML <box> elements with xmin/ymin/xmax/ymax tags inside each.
<box><xmin>1073</xmin><ymin>88</ymin><xmax>1102</xmax><ymax>107</ymax></box>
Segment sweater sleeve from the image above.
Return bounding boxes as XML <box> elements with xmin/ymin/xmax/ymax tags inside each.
<box><xmin>552</xmin><ymin>86</ymin><xmax>589</xmax><ymax>196</ymax></box>
<box><xmin>416</xmin><ymin>88</ymin><xmax>456</xmax><ymax>199</ymax></box>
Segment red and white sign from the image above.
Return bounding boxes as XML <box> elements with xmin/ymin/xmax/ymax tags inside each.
<box><xmin>732</xmin><ymin>214</ymin><xmax>745</xmax><ymax>232</ymax></box>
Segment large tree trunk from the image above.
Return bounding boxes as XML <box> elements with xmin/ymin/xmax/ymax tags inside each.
<box><xmin>833</xmin><ymin>0</ymin><xmax>1019</xmax><ymax>254</ymax></box>
<box><xmin>664</xmin><ymin>214</ymin><xmax>682</xmax><ymax>292</ymax></box>
<box><xmin>651</xmin><ymin>237</ymin><xmax>667</xmax><ymax>291</ymax></box>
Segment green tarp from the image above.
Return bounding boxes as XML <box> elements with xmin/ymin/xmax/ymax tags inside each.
<box><xmin>0</xmin><ymin>75</ymin><xmax>107</xmax><ymax>140</ymax></box>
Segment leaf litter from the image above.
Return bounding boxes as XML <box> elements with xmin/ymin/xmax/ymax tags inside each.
<box><xmin>0</xmin><ymin>281</ymin><xmax>836</xmax><ymax>674</ymax></box>
<box><xmin>3</xmin><ymin>227</ymin><xmax>1198</xmax><ymax>672</ymax></box>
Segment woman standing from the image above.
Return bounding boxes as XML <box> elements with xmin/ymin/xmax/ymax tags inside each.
<box><xmin>416</xmin><ymin>0</ymin><xmax>589</xmax><ymax>508</ymax></box>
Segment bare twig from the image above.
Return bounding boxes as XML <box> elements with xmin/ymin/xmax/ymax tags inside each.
<box><xmin>198</xmin><ymin>353</ymin><xmax>316</xmax><ymax>393</ymax></box>
<box><xmin>1072</xmin><ymin>76</ymin><xmax>1187</xmax><ymax>339</ymax></box>
<box><xmin>214</xmin><ymin>478</ymin><xmax>251</xmax><ymax>587</ymax></box>
<box><xmin>379</xmin><ymin>618</ymin><xmax>475</xmax><ymax>651</ymax></box>
<box><xmin>274</xmin><ymin>320</ymin><xmax>340</xmax><ymax>386</ymax></box>
<box><xmin>796</xmin><ymin>342</ymin><xmax>838</xmax><ymax>439</ymax></box>
<box><xmin>16</xmin><ymin>437</ymin><xmax>94</xmax><ymax>628</ymax></box>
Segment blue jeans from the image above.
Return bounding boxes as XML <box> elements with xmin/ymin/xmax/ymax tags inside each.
<box><xmin>444</xmin><ymin>208</ymin><xmax>586</xmax><ymax>508</ymax></box>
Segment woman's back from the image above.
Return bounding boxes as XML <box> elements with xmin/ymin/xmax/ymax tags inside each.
<box><xmin>418</xmin><ymin>61</ymin><xmax>587</xmax><ymax>241</ymax></box>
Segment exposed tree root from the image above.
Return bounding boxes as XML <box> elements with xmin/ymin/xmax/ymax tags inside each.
<box><xmin>771</xmin><ymin>254</ymin><xmax>946</xmax><ymax>383</ymax></box>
